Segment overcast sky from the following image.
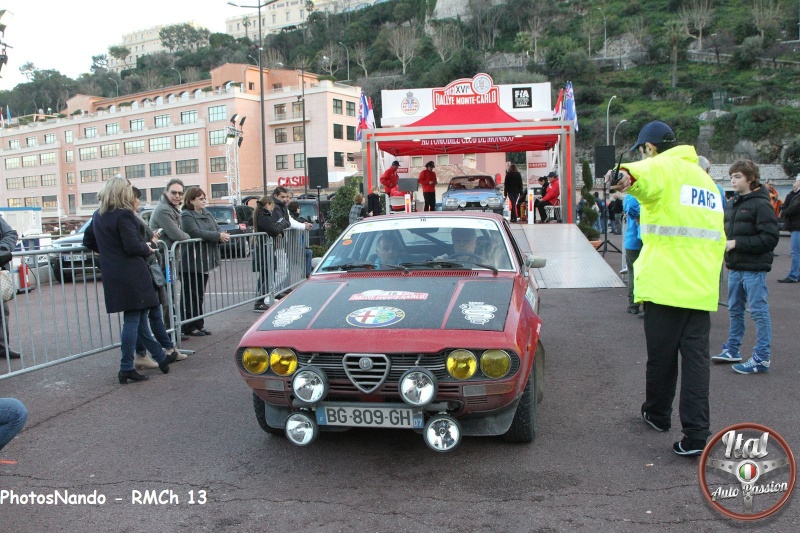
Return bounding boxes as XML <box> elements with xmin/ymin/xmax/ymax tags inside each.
<box><xmin>0</xmin><ymin>0</ymin><xmax>250</xmax><ymax>91</ymax></box>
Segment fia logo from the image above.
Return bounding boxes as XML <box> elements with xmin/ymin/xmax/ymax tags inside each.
<box><xmin>512</xmin><ymin>87</ymin><xmax>532</xmax><ymax>108</ymax></box>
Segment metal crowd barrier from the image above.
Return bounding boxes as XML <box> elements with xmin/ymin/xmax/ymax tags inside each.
<box><xmin>1</xmin><ymin>229</ymin><xmax>310</xmax><ymax>379</ymax></box>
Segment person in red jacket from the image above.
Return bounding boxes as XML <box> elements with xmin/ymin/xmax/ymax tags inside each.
<box><xmin>535</xmin><ymin>171</ymin><xmax>560</xmax><ymax>222</ymax></box>
<box><xmin>418</xmin><ymin>161</ymin><xmax>437</xmax><ymax>211</ymax></box>
<box><xmin>380</xmin><ymin>161</ymin><xmax>401</xmax><ymax>195</ymax></box>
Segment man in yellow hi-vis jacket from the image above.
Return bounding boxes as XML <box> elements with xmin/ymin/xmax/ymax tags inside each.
<box><xmin>609</xmin><ymin>121</ymin><xmax>725</xmax><ymax>458</ymax></box>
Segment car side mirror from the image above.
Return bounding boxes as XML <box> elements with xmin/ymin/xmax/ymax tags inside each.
<box><xmin>525</xmin><ymin>254</ymin><xmax>547</xmax><ymax>268</ymax></box>
<box><xmin>311</xmin><ymin>257</ymin><xmax>323</xmax><ymax>269</ymax></box>
<box><xmin>70</xmin><ymin>229</ymin><xmax>77</xmax><ymax>235</ymax></box>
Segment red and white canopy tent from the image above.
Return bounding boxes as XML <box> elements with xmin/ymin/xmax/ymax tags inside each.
<box><xmin>363</xmin><ymin>102</ymin><xmax>576</xmax><ymax>223</ymax></box>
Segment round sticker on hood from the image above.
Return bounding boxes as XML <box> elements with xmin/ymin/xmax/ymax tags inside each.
<box><xmin>346</xmin><ymin>307</ymin><xmax>405</xmax><ymax>328</ymax></box>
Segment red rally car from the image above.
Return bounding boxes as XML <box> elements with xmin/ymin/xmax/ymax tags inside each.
<box><xmin>235</xmin><ymin>212</ymin><xmax>547</xmax><ymax>452</ymax></box>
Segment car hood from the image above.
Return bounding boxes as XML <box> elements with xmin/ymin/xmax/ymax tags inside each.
<box><xmin>257</xmin><ymin>276</ymin><xmax>513</xmax><ymax>332</ymax></box>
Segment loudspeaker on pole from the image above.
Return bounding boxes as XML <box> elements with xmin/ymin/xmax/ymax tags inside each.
<box><xmin>307</xmin><ymin>157</ymin><xmax>329</xmax><ymax>189</ymax></box>
<box><xmin>594</xmin><ymin>145</ymin><xmax>616</xmax><ymax>180</ymax></box>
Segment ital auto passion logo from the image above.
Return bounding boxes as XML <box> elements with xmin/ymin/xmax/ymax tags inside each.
<box><xmin>699</xmin><ymin>423</ymin><xmax>796</xmax><ymax>520</ymax></box>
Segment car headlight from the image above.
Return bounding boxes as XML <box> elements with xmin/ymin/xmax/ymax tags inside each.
<box><xmin>292</xmin><ymin>366</ymin><xmax>328</xmax><ymax>404</ymax></box>
<box><xmin>487</xmin><ymin>197</ymin><xmax>502</xmax><ymax>207</ymax></box>
<box><xmin>242</xmin><ymin>347</ymin><xmax>269</xmax><ymax>374</ymax></box>
<box><xmin>270</xmin><ymin>348</ymin><xmax>298</xmax><ymax>376</ymax></box>
<box><xmin>444</xmin><ymin>198</ymin><xmax>458</xmax><ymax>207</ymax></box>
<box><xmin>399</xmin><ymin>368</ymin><xmax>437</xmax><ymax>407</ymax></box>
<box><xmin>458</xmin><ymin>200</ymin><xmax>467</xmax><ymax>208</ymax></box>
<box><xmin>480</xmin><ymin>350</ymin><xmax>511</xmax><ymax>379</ymax></box>
<box><xmin>446</xmin><ymin>349</ymin><xmax>477</xmax><ymax>380</ymax></box>
<box><xmin>480</xmin><ymin>199</ymin><xmax>489</xmax><ymax>207</ymax></box>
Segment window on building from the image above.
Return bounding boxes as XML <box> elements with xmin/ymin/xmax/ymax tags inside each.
<box><xmin>346</xmin><ymin>125</ymin><xmax>356</xmax><ymax>141</ymax></box>
<box><xmin>66</xmin><ymin>172</ymin><xmax>75</xmax><ymax>185</ymax></box>
<box><xmin>64</xmin><ymin>130</ymin><xmax>73</xmax><ymax>143</ymax></box>
<box><xmin>346</xmin><ymin>101</ymin><xmax>356</xmax><ymax>116</ymax></box>
<box><xmin>180</xmin><ymin>110</ymin><xmax>198</xmax><ymax>124</ymax></box>
<box><xmin>5</xmin><ymin>177</ymin><xmax>21</xmax><ymax>189</ymax></box>
<box><xmin>151</xmin><ymin>187</ymin><xmax>165</xmax><ymax>199</ymax></box>
<box><xmin>150</xmin><ymin>162</ymin><xmax>171</xmax><ymax>177</ymax></box>
<box><xmin>272</xmin><ymin>83</ymin><xmax>282</xmax><ymax>90</ymax></box>
<box><xmin>293</xmin><ymin>126</ymin><xmax>304</xmax><ymax>142</ymax></box>
<box><xmin>82</xmin><ymin>192</ymin><xmax>99</xmax><ymax>205</ymax></box>
<box><xmin>208</xmin><ymin>105</ymin><xmax>226</xmax><ymax>122</ymax></box>
<box><xmin>274</xmin><ymin>128</ymin><xmax>288</xmax><ymax>143</ymax></box>
<box><xmin>8</xmin><ymin>139</ymin><xmax>19</xmax><ymax>149</ymax></box>
<box><xmin>5</xmin><ymin>158</ymin><xmax>20</xmax><ymax>170</ymax></box>
<box><xmin>411</xmin><ymin>156</ymin><xmax>422</xmax><ymax>167</ymax></box>
<box><xmin>210</xmin><ymin>157</ymin><xmax>226</xmax><ymax>172</ymax></box>
<box><xmin>176</xmin><ymin>159</ymin><xmax>199</xmax><ymax>175</ymax></box>
<box><xmin>334</xmin><ymin>151</ymin><xmax>344</xmax><ymax>167</ymax></box>
<box><xmin>210</xmin><ymin>183</ymin><xmax>227</xmax><ymax>199</ymax></box>
<box><xmin>80</xmin><ymin>169</ymin><xmax>99</xmax><ymax>183</ymax></box>
<box><xmin>105</xmin><ymin>123</ymin><xmax>120</xmax><ymax>135</ymax></box>
<box><xmin>65</xmin><ymin>150</ymin><xmax>74</xmax><ymax>163</ymax></box>
<box><xmin>276</xmin><ymin>155</ymin><xmax>288</xmax><ymax>170</ymax></box>
<box><xmin>79</xmin><ymin>147</ymin><xmax>98</xmax><ymax>161</ymax></box>
<box><xmin>125</xmin><ymin>164</ymin><xmax>146</xmax><ymax>179</ymax></box>
<box><xmin>138</xmin><ymin>189</ymin><xmax>148</xmax><ymax>201</ymax></box>
<box><xmin>41</xmin><ymin>174</ymin><xmax>57</xmax><ymax>187</ymax></box>
<box><xmin>248</xmin><ymin>82</ymin><xmax>255</xmax><ymax>91</ymax></box>
<box><xmin>40</xmin><ymin>152</ymin><xmax>56</xmax><ymax>165</ymax></box>
<box><xmin>124</xmin><ymin>140</ymin><xmax>145</xmax><ymax>154</ymax></box>
<box><xmin>23</xmin><ymin>176</ymin><xmax>38</xmax><ymax>188</ymax></box>
<box><xmin>101</xmin><ymin>143</ymin><xmax>120</xmax><ymax>158</ymax></box>
<box><xmin>41</xmin><ymin>195</ymin><xmax>58</xmax><ymax>208</ymax></box>
<box><xmin>333</xmin><ymin>124</ymin><xmax>343</xmax><ymax>139</ymax></box>
<box><xmin>101</xmin><ymin>167</ymin><xmax>120</xmax><ymax>181</ymax></box>
<box><xmin>436</xmin><ymin>154</ymin><xmax>449</xmax><ymax>166</ymax></box>
<box><xmin>84</xmin><ymin>127</ymin><xmax>97</xmax><ymax>138</ymax></box>
<box><xmin>24</xmin><ymin>197</ymin><xmax>40</xmax><ymax>207</ymax></box>
<box><xmin>26</xmin><ymin>136</ymin><xmax>37</xmax><ymax>147</ymax></box>
<box><xmin>154</xmin><ymin>114</ymin><xmax>170</xmax><ymax>128</ymax></box>
<box><xmin>22</xmin><ymin>155</ymin><xmax>37</xmax><ymax>167</ymax></box>
<box><xmin>175</xmin><ymin>133</ymin><xmax>199</xmax><ymax>149</ymax></box>
<box><xmin>44</xmin><ymin>133</ymin><xmax>56</xmax><ymax>145</ymax></box>
<box><xmin>130</xmin><ymin>118</ymin><xmax>144</xmax><ymax>131</ymax></box>
<box><xmin>272</xmin><ymin>13</ymin><xmax>276</xmax><ymax>23</ymax></box>
<box><xmin>274</xmin><ymin>103</ymin><xmax>286</xmax><ymax>120</ymax></box>
<box><xmin>294</xmin><ymin>154</ymin><xmax>304</xmax><ymax>168</ymax></box>
<box><xmin>209</xmin><ymin>130</ymin><xmax>226</xmax><ymax>146</ymax></box>
<box><xmin>292</xmin><ymin>101</ymin><xmax>302</xmax><ymax>117</ymax></box>
<box><xmin>7</xmin><ymin>198</ymin><xmax>23</xmax><ymax>207</ymax></box>
<box><xmin>149</xmin><ymin>136</ymin><xmax>171</xmax><ymax>152</ymax></box>
<box><xmin>333</xmin><ymin>99</ymin><xmax>343</xmax><ymax>114</ymax></box>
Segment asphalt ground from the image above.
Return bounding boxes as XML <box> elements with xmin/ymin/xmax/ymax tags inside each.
<box><xmin>0</xmin><ymin>230</ymin><xmax>798</xmax><ymax>531</ymax></box>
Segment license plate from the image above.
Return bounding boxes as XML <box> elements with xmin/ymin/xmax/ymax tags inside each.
<box><xmin>316</xmin><ymin>403</ymin><xmax>423</xmax><ymax>429</ymax></box>
<box><xmin>64</xmin><ymin>254</ymin><xmax>87</xmax><ymax>262</ymax></box>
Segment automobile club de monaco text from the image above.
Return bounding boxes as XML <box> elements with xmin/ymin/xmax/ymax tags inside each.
<box><xmin>710</xmin><ymin>430</ymin><xmax>789</xmax><ymax>502</ymax></box>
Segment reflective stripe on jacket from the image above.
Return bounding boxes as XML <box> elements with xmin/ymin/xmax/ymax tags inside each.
<box><xmin>622</xmin><ymin>145</ymin><xmax>725</xmax><ymax>311</ymax></box>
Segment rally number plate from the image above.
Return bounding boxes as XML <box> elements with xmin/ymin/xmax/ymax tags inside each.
<box><xmin>316</xmin><ymin>403</ymin><xmax>424</xmax><ymax>429</ymax></box>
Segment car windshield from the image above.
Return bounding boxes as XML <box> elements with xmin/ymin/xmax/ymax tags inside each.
<box><xmin>206</xmin><ymin>206</ymin><xmax>234</xmax><ymax>224</ymax></box>
<box><xmin>318</xmin><ymin>217</ymin><xmax>514</xmax><ymax>272</ymax></box>
<box><xmin>448</xmin><ymin>176</ymin><xmax>496</xmax><ymax>191</ymax></box>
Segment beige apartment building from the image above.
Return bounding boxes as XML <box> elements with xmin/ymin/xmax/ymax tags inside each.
<box><xmin>107</xmin><ymin>21</ymin><xmax>205</xmax><ymax>72</ymax></box>
<box><xmin>0</xmin><ymin>64</ymin><xmax>361</xmax><ymax>221</ymax></box>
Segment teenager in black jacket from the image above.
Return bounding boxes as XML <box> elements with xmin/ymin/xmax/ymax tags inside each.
<box><xmin>503</xmin><ymin>165</ymin><xmax>523</xmax><ymax>222</ymax></box>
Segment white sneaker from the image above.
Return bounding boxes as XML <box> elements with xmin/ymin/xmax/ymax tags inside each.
<box><xmin>134</xmin><ymin>353</ymin><xmax>160</xmax><ymax>369</ymax></box>
<box><xmin>169</xmin><ymin>348</ymin><xmax>188</xmax><ymax>361</ymax></box>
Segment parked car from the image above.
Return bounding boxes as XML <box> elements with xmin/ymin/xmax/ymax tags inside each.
<box><xmin>295</xmin><ymin>196</ymin><xmax>331</xmax><ymax>247</ymax></box>
<box><xmin>236</xmin><ymin>212</ymin><xmax>547</xmax><ymax>452</ymax></box>
<box><xmin>205</xmin><ymin>204</ymin><xmax>253</xmax><ymax>258</ymax></box>
<box><xmin>441</xmin><ymin>175</ymin><xmax>505</xmax><ymax>214</ymax></box>
<box><xmin>49</xmin><ymin>219</ymin><xmax>100</xmax><ymax>282</ymax></box>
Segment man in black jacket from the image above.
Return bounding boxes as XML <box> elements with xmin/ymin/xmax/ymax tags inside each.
<box><xmin>503</xmin><ymin>165</ymin><xmax>523</xmax><ymax>222</ymax></box>
<box><xmin>778</xmin><ymin>176</ymin><xmax>800</xmax><ymax>283</ymax></box>
<box><xmin>711</xmin><ymin>160</ymin><xmax>779</xmax><ymax>374</ymax></box>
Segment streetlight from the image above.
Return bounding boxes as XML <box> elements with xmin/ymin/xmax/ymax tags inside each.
<box><xmin>247</xmin><ymin>54</ymin><xmax>259</xmax><ymax>66</ymax></box>
<box><xmin>613</xmin><ymin>119</ymin><xmax>627</xmax><ymax>145</ymax></box>
<box><xmin>597</xmin><ymin>7</ymin><xmax>607</xmax><ymax>58</ymax></box>
<box><xmin>338</xmin><ymin>41</ymin><xmax>350</xmax><ymax>81</ymax></box>
<box><xmin>277</xmin><ymin>60</ymin><xmax>308</xmax><ymax>195</ymax></box>
<box><xmin>170</xmin><ymin>67</ymin><xmax>181</xmax><ymax>85</ymax></box>
<box><xmin>108</xmin><ymin>77</ymin><xmax>119</xmax><ymax>98</ymax></box>
<box><xmin>605</xmin><ymin>95</ymin><xmax>617</xmax><ymax>145</ymax></box>
<box><xmin>229</xmin><ymin>0</ymin><xmax>279</xmax><ymax>195</ymax></box>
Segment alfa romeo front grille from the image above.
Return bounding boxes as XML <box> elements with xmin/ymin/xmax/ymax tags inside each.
<box><xmin>342</xmin><ymin>353</ymin><xmax>390</xmax><ymax>393</ymax></box>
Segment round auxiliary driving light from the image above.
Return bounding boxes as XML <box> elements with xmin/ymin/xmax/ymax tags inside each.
<box><xmin>481</xmin><ymin>350</ymin><xmax>511</xmax><ymax>379</ymax></box>
<box><xmin>285</xmin><ymin>411</ymin><xmax>318</xmax><ymax>446</ymax></box>
<box><xmin>423</xmin><ymin>415</ymin><xmax>462</xmax><ymax>453</ymax></box>
<box><xmin>242</xmin><ymin>347</ymin><xmax>269</xmax><ymax>374</ymax></box>
<box><xmin>480</xmin><ymin>199</ymin><xmax>489</xmax><ymax>207</ymax></box>
<box><xmin>270</xmin><ymin>348</ymin><xmax>298</xmax><ymax>376</ymax></box>
<box><xmin>458</xmin><ymin>200</ymin><xmax>467</xmax><ymax>208</ymax></box>
<box><xmin>446</xmin><ymin>350</ymin><xmax>477</xmax><ymax>380</ymax></box>
<box><xmin>292</xmin><ymin>366</ymin><xmax>328</xmax><ymax>405</ymax></box>
<box><xmin>399</xmin><ymin>368</ymin><xmax>437</xmax><ymax>407</ymax></box>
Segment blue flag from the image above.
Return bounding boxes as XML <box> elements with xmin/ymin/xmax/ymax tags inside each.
<box><xmin>564</xmin><ymin>82</ymin><xmax>578</xmax><ymax>132</ymax></box>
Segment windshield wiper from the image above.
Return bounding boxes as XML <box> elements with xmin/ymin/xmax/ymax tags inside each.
<box><xmin>321</xmin><ymin>262</ymin><xmax>406</xmax><ymax>272</ymax></box>
<box><xmin>401</xmin><ymin>260</ymin><xmax>498</xmax><ymax>275</ymax></box>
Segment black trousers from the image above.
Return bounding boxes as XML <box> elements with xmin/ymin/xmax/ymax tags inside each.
<box><xmin>642</xmin><ymin>302</ymin><xmax>711</xmax><ymax>441</ymax></box>
<box><xmin>180</xmin><ymin>271</ymin><xmax>209</xmax><ymax>333</ymax></box>
<box><xmin>422</xmin><ymin>192</ymin><xmax>436</xmax><ymax>211</ymax></box>
<box><xmin>534</xmin><ymin>199</ymin><xmax>553</xmax><ymax>222</ymax></box>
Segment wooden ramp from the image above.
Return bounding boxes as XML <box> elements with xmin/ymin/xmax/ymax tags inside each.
<box><xmin>510</xmin><ymin>224</ymin><xmax>625</xmax><ymax>289</ymax></box>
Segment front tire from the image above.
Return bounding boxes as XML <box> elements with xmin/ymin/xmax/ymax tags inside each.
<box><xmin>252</xmin><ymin>392</ymin><xmax>285</xmax><ymax>436</ymax></box>
<box><xmin>503</xmin><ymin>342</ymin><xmax>543</xmax><ymax>443</ymax></box>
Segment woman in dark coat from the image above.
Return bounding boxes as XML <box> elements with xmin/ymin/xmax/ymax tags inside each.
<box><xmin>504</xmin><ymin>165</ymin><xmax>523</xmax><ymax>223</ymax></box>
<box><xmin>83</xmin><ymin>177</ymin><xmax>177</xmax><ymax>384</ymax></box>
<box><xmin>179</xmin><ymin>187</ymin><xmax>230</xmax><ymax>335</ymax></box>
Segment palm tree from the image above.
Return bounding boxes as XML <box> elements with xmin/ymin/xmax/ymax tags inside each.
<box><xmin>242</xmin><ymin>15</ymin><xmax>252</xmax><ymax>42</ymax></box>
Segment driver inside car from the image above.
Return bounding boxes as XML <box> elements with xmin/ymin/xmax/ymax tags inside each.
<box><xmin>435</xmin><ymin>228</ymin><xmax>481</xmax><ymax>261</ymax></box>
<box><xmin>374</xmin><ymin>232</ymin><xmax>403</xmax><ymax>268</ymax></box>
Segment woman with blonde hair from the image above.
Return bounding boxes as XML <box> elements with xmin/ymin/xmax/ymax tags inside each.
<box><xmin>83</xmin><ymin>177</ymin><xmax>177</xmax><ymax>384</ymax></box>
<box><xmin>349</xmin><ymin>193</ymin><xmax>366</xmax><ymax>224</ymax></box>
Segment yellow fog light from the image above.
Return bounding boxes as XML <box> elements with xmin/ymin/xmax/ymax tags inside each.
<box><xmin>242</xmin><ymin>347</ymin><xmax>269</xmax><ymax>374</ymax></box>
<box><xmin>481</xmin><ymin>350</ymin><xmax>511</xmax><ymax>379</ymax></box>
<box><xmin>446</xmin><ymin>349</ymin><xmax>477</xmax><ymax>380</ymax></box>
<box><xmin>270</xmin><ymin>348</ymin><xmax>298</xmax><ymax>376</ymax></box>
